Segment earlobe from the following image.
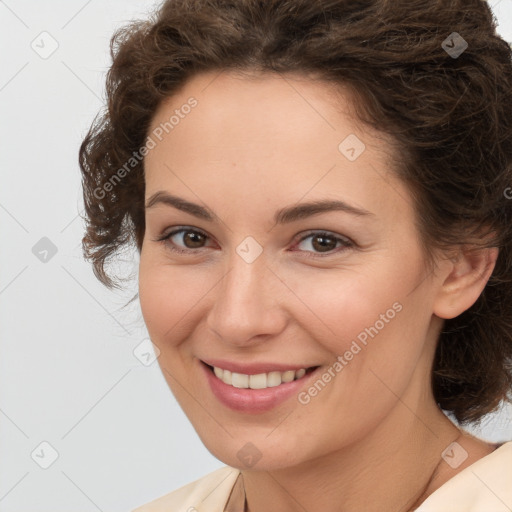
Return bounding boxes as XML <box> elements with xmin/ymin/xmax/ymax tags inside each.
<box><xmin>433</xmin><ymin>245</ymin><xmax>499</xmax><ymax>320</ymax></box>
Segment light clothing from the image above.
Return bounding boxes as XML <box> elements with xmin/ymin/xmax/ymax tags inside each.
<box><xmin>133</xmin><ymin>441</ymin><xmax>512</xmax><ymax>512</ymax></box>
<box><xmin>415</xmin><ymin>441</ymin><xmax>512</xmax><ymax>512</ymax></box>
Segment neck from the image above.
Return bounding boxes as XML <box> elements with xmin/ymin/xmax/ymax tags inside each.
<box><xmin>241</xmin><ymin>397</ymin><xmax>461</xmax><ymax>512</ymax></box>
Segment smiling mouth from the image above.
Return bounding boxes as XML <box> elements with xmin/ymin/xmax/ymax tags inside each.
<box><xmin>204</xmin><ymin>363</ymin><xmax>319</xmax><ymax>390</ymax></box>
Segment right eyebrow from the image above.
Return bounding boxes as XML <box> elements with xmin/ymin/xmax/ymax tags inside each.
<box><xmin>145</xmin><ymin>191</ymin><xmax>216</xmax><ymax>221</ymax></box>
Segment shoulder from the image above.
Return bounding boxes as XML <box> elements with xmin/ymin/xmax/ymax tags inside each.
<box><xmin>132</xmin><ymin>466</ymin><xmax>241</xmax><ymax>512</ymax></box>
<box><xmin>415</xmin><ymin>441</ymin><xmax>512</xmax><ymax>511</ymax></box>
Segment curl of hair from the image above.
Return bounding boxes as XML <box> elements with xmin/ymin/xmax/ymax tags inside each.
<box><xmin>79</xmin><ymin>0</ymin><xmax>512</xmax><ymax>424</ymax></box>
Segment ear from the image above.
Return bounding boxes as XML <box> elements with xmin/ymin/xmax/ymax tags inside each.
<box><xmin>433</xmin><ymin>245</ymin><xmax>499</xmax><ymax>320</ymax></box>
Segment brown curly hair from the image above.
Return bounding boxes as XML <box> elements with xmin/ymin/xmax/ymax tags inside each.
<box><xmin>79</xmin><ymin>0</ymin><xmax>512</xmax><ymax>425</ymax></box>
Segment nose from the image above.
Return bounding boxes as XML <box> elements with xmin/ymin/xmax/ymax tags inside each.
<box><xmin>205</xmin><ymin>251</ymin><xmax>288</xmax><ymax>347</ymax></box>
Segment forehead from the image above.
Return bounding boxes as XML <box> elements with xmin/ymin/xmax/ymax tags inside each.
<box><xmin>144</xmin><ymin>71</ymin><xmax>413</xmax><ymax>225</ymax></box>
<box><xmin>146</xmin><ymin>70</ymin><xmax>390</xmax><ymax>160</ymax></box>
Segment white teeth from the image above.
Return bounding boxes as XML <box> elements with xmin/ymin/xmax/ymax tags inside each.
<box><xmin>281</xmin><ymin>370</ymin><xmax>295</xmax><ymax>383</ymax></box>
<box><xmin>212</xmin><ymin>366</ymin><xmax>310</xmax><ymax>389</ymax></box>
<box><xmin>267</xmin><ymin>371</ymin><xmax>282</xmax><ymax>387</ymax></box>
<box><xmin>249</xmin><ymin>373</ymin><xmax>267</xmax><ymax>389</ymax></box>
<box><xmin>232</xmin><ymin>372</ymin><xmax>249</xmax><ymax>388</ymax></box>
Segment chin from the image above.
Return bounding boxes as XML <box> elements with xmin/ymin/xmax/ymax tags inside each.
<box><xmin>198</xmin><ymin>433</ymin><xmax>310</xmax><ymax>472</ymax></box>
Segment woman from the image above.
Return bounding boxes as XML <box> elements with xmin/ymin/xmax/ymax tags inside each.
<box><xmin>79</xmin><ymin>0</ymin><xmax>512</xmax><ymax>510</ymax></box>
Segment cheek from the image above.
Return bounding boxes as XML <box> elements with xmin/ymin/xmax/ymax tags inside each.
<box><xmin>278</xmin><ymin>263</ymin><xmax>408</xmax><ymax>350</ymax></box>
<box><xmin>286</xmin><ymin>267</ymin><xmax>431</xmax><ymax>439</ymax></box>
<box><xmin>138</xmin><ymin>255</ymin><xmax>215</xmax><ymax>344</ymax></box>
<box><xmin>281</xmin><ymin>255</ymin><xmax>429</xmax><ymax>374</ymax></box>
<box><xmin>139</xmin><ymin>257</ymin><xmax>183</xmax><ymax>341</ymax></box>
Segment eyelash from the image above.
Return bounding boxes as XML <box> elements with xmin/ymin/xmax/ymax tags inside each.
<box><xmin>154</xmin><ymin>227</ymin><xmax>355</xmax><ymax>258</ymax></box>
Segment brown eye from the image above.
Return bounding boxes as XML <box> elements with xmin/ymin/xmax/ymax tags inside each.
<box><xmin>157</xmin><ymin>227</ymin><xmax>211</xmax><ymax>254</ymax></box>
<box><xmin>294</xmin><ymin>231</ymin><xmax>354</xmax><ymax>257</ymax></box>
<box><xmin>311</xmin><ymin>234</ymin><xmax>338</xmax><ymax>252</ymax></box>
<box><xmin>181</xmin><ymin>230</ymin><xmax>207</xmax><ymax>248</ymax></box>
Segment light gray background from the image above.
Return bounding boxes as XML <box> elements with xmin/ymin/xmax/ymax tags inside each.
<box><xmin>1</xmin><ymin>1</ymin><xmax>512</xmax><ymax>511</ymax></box>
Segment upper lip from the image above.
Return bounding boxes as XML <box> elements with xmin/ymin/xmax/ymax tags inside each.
<box><xmin>201</xmin><ymin>358</ymin><xmax>319</xmax><ymax>375</ymax></box>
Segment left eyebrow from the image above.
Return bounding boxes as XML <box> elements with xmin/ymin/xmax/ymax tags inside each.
<box><xmin>274</xmin><ymin>199</ymin><xmax>375</xmax><ymax>224</ymax></box>
<box><xmin>144</xmin><ymin>191</ymin><xmax>375</xmax><ymax>224</ymax></box>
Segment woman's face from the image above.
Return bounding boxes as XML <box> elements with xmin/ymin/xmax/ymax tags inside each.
<box><xmin>139</xmin><ymin>71</ymin><xmax>450</xmax><ymax>470</ymax></box>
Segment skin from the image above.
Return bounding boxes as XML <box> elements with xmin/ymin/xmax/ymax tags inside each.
<box><xmin>138</xmin><ymin>70</ymin><xmax>499</xmax><ymax>512</ymax></box>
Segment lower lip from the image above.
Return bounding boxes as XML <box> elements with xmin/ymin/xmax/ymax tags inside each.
<box><xmin>200</xmin><ymin>361</ymin><xmax>320</xmax><ymax>414</ymax></box>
